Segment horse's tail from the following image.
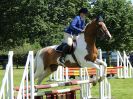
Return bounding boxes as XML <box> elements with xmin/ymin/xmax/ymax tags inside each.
<box><xmin>28</xmin><ymin>50</ymin><xmax>40</xmax><ymax>81</ymax></box>
<box><xmin>34</xmin><ymin>50</ymin><xmax>41</xmax><ymax>74</ymax></box>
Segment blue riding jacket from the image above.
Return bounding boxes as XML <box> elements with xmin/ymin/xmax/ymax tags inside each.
<box><xmin>65</xmin><ymin>16</ymin><xmax>85</xmax><ymax>35</ymax></box>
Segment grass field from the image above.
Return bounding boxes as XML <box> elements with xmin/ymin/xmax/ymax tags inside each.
<box><xmin>0</xmin><ymin>68</ymin><xmax>133</xmax><ymax>99</ymax></box>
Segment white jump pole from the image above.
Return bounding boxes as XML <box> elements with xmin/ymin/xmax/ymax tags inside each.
<box><xmin>98</xmin><ymin>49</ymin><xmax>104</xmax><ymax>99</ymax></box>
<box><xmin>0</xmin><ymin>51</ymin><xmax>14</xmax><ymax>99</ymax></box>
<box><xmin>80</xmin><ymin>67</ymin><xmax>92</xmax><ymax>99</ymax></box>
<box><xmin>117</xmin><ymin>51</ymin><xmax>120</xmax><ymax>78</ymax></box>
<box><xmin>8</xmin><ymin>51</ymin><xmax>14</xmax><ymax>99</ymax></box>
<box><xmin>123</xmin><ymin>51</ymin><xmax>133</xmax><ymax>78</ymax></box>
<box><xmin>65</xmin><ymin>67</ymin><xmax>69</xmax><ymax>81</ymax></box>
<box><xmin>29</xmin><ymin>51</ymin><xmax>35</xmax><ymax>99</ymax></box>
<box><xmin>117</xmin><ymin>51</ymin><xmax>124</xmax><ymax>78</ymax></box>
<box><xmin>98</xmin><ymin>49</ymin><xmax>111</xmax><ymax>99</ymax></box>
<box><xmin>17</xmin><ymin>51</ymin><xmax>34</xmax><ymax>99</ymax></box>
<box><xmin>123</xmin><ymin>51</ymin><xmax>127</xmax><ymax>78</ymax></box>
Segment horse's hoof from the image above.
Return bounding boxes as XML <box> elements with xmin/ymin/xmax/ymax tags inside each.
<box><xmin>92</xmin><ymin>80</ymin><xmax>98</xmax><ymax>86</ymax></box>
<box><xmin>98</xmin><ymin>76</ymin><xmax>105</xmax><ymax>82</ymax></box>
<box><xmin>35</xmin><ymin>88</ymin><xmax>38</xmax><ymax>92</ymax></box>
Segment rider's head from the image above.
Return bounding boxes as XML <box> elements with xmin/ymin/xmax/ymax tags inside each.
<box><xmin>79</xmin><ymin>8</ymin><xmax>88</xmax><ymax>18</ymax></box>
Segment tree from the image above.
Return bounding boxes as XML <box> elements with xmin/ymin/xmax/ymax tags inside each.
<box><xmin>0</xmin><ymin>0</ymin><xmax>90</xmax><ymax>49</ymax></box>
<box><xmin>2</xmin><ymin>0</ymin><xmax>133</xmax><ymax>52</ymax></box>
<box><xmin>0</xmin><ymin>0</ymin><xmax>23</xmax><ymax>49</ymax></box>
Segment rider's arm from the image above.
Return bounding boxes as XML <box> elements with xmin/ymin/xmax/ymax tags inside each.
<box><xmin>70</xmin><ymin>16</ymin><xmax>83</xmax><ymax>33</ymax></box>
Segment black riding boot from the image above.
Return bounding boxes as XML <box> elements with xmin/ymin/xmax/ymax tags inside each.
<box><xmin>56</xmin><ymin>43</ymin><xmax>70</xmax><ymax>65</ymax></box>
<box><xmin>59</xmin><ymin>53</ymin><xmax>66</xmax><ymax>64</ymax></box>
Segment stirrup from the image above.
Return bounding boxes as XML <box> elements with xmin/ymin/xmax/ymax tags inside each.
<box><xmin>60</xmin><ymin>57</ymin><xmax>65</xmax><ymax>63</ymax></box>
<box><xmin>57</xmin><ymin>57</ymin><xmax>65</xmax><ymax>67</ymax></box>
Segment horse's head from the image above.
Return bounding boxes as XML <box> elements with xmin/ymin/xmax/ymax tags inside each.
<box><xmin>84</xmin><ymin>16</ymin><xmax>112</xmax><ymax>40</ymax></box>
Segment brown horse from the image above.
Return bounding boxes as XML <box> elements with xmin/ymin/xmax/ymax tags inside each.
<box><xmin>34</xmin><ymin>16</ymin><xmax>112</xmax><ymax>84</ymax></box>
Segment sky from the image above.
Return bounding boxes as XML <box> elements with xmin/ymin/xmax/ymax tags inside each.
<box><xmin>131</xmin><ymin>0</ymin><xmax>133</xmax><ymax>4</ymax></box>
<box><xmin>129</xmin><ymin>0</ymin><xmax>133</xmax><ymax>4</ymax></box>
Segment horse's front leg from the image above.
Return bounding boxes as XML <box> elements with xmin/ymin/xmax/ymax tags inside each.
<box><xmin>92</xmin><ymin>65</ymin><xmax>107</xmax><ymax>86</ymax></box>
<box><xmin>81</xmin><ymin>59</ymin><xmax>107</xmax><ymax>85</ymax></box>
<box><xmin>95</xmin><ymin>59</ymin><xmax>107</xmax><ymax>77</ymax></box>
<box><xmin>95</xmin><ymin>59</ymin><xmax>107</xmax><ymax>67</ymax></box>
<box><xmin>84</xmin><ymin>60</ymin><xmax>100</xmax><ymax>69</ymax></box>
<box><xmin>93</xmin><ymin>59</ymin><xmax>107</xmax><ymax>84</ymax></box>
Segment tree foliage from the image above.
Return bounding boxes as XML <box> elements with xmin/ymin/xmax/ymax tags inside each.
<box><xmin>0</xmin><ymin>0</ymin><xmax>133</xmax><ymax>52</ymax></box>
<box><xmin>0</xmin><ymin>0</ymin><xmax>89</xmax><ymax>49</ymax></box>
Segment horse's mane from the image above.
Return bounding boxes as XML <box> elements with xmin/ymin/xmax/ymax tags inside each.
<box><xmin>84</xmin><ymin>19</ymin><xmax>96</xmax><ymax>30</ymax></box>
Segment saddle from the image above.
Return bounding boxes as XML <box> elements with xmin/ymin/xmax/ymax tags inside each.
<box><xmin>56</xmin><ymin>40</ymin><xmax>77</xmax><ymax>54</ymax></box>
<box><xmin>56</xmin><ymin>40</ymin><xmax>81</xmax><ymax>68</ymax></box>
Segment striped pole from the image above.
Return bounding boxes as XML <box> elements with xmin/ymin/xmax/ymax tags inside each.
<box><xmin>14</xmin><ymin>79</ymin><xmax>94</xmax><ymax>91</ymax></box>
<box><xmin>21</xmin><ymin>87</ymin><xmax>80</xmax><ymax>99</ymax></box>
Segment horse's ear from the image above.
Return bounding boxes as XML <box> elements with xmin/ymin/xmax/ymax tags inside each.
<box><xmin>96</xmin><ymin>15</ymin><xmax>103</xmax><ymax>22</ymax></box>
<box><xmin>96</xmin><ymin>12</ymin><xmax>104</xmax><ymax>22</ymax></box>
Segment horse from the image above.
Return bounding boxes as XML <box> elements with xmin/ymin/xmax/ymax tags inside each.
<box><xmin>34</xmin><ymin>16</ymin><xmax>112</xmax><ymax>84</ymax></box>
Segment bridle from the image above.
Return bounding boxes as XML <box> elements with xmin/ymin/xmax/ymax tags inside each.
<box><xmin>96</xmin><ymin>21</ymin><xmax>108</xmax><ymax>39</ymax></box>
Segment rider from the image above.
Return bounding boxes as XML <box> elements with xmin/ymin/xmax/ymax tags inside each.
<box><xmin>56</xmin><ymin>8</ymin><xmax>88</xmax><ymax>65</ymax></box>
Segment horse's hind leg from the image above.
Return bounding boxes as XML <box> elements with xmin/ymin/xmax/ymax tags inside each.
<box><xmin>36</xmin><ymin>65</ymin><xmax>58</xmax><ymax>84</ymax></box>
<box><xmin>50</xmin><ymin>64</ymin><xmax>58</xmax><ymax>72</ymax></box>
<box><xmin>37</xmin><ymin>74</ymin><xmax>45</xmax><ymax>85</ymax></box>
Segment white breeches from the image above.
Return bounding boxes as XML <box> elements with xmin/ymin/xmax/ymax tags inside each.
<box><xmin>64</xmin><ymin>33</ymin><xmax>77</xmax><ymax>46</ymax></box>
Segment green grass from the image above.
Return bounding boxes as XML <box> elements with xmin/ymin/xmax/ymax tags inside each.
<box><xmin>0</xmin><ymin>67</ymin><xmax>24</xmax><ymax>87</ymax></box>
<box><xmin>0</xmin><ymin>68</ymin><xmax>133</xmax><ymax>99</ymax></box>
<box><xmin>109</xmin><ymin>79</ymin><xmax>133</xmax><ymax>99</ymax></box>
